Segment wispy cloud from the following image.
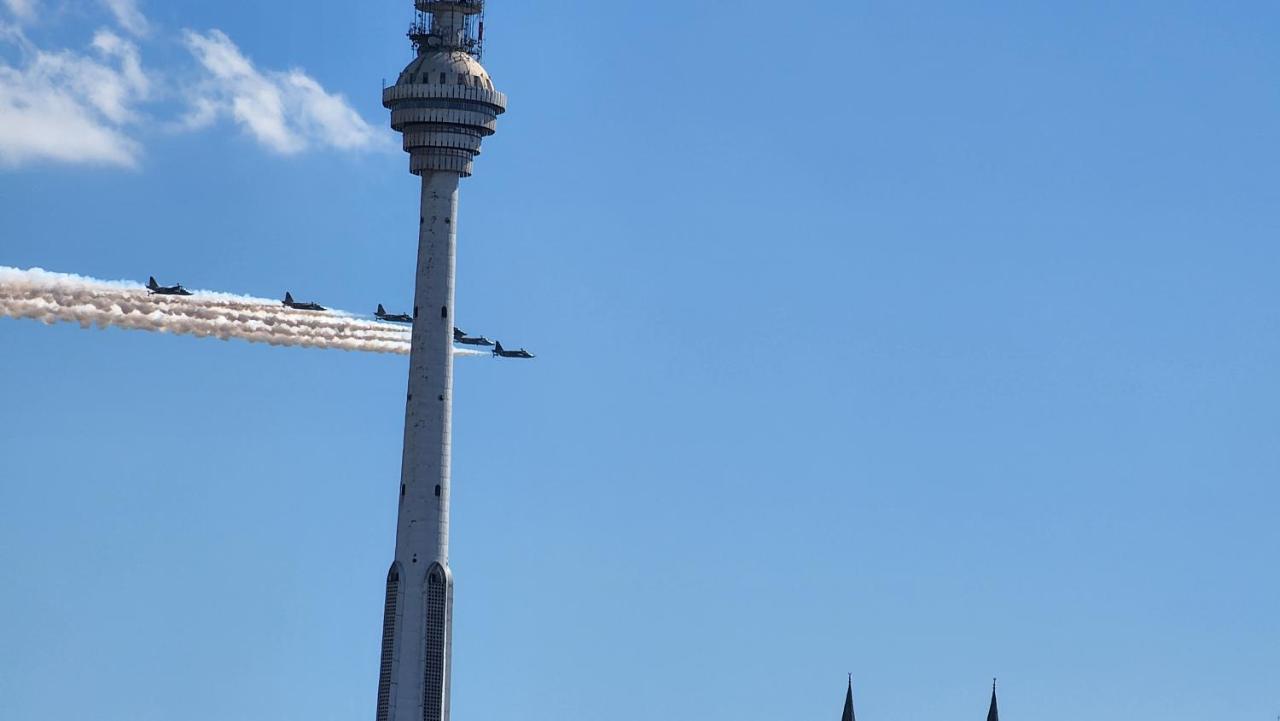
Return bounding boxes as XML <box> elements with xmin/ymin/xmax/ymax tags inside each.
<box><xmin>0</xmin><ymin>29</ymin><xmax>150</xmax><ymax>168</ymax></box>
<box><xmin>0</xmin><ymin>2</ymin><xmax>379</xmax><ymax>170</ymax></box>
<box><xmin>101</xmin><ymin>0</ymin><xmax>149</xmax><ymax>37</ymax></box>
<box><xmin>2</xmin><ymin>0</ymin><xmax>37</xmax><ymax>22</ymax></box>
<box><xmin>182</xmin><ymin>29</ymin><xmax>379</xmax><ymax>155</ymax></box>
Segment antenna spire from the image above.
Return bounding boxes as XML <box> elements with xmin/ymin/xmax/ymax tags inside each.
<box><xmin>408</xmin><ymin>0</ymin><xmax>487</xmax><ymax>58</ymax></box>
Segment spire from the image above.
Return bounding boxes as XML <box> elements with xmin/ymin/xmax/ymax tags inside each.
<box><xmin>408</xmin><ymin>0</ymin><xmax>486</xmax><ymax>58</ymax></box>
<box><xmin>987</xmin><ymin>678</ymin><xmax>999</xmax><ymax>721</ymax></box>
<box><xmin>841</xmin><ymin>675</ymin><xmax>856</xmax><ymax>721</ymax></box>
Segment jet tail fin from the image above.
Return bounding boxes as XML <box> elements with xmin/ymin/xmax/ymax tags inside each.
<box><xmin>377</xmin><ymin>304</ymin><xmax>386</xmax><ymax>315</ymax></box>
<box><xmin>494</xmin><ymin>341</ymin><xmax>504</xmax><ymax>354</ymax></box>
<box><xmin>284</xmin><ymin>292</ymin><xmax>294</xmax><ymax>305</ymax></box>
<box><xmin>148</xmin><ymin>276</ymin><xmax>158</xmax><ymax>289</ymax></box>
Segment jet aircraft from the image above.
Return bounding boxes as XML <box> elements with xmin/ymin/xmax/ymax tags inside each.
<box><xmin>453</xmin><ymin>327</ymin><xmax>494</xmax><ymax>346</ymax></box>
<box><xmin>375</xmin><ymin>304</ymin><xmax>413</xmax><ymax>323</ymax></box>
<box><xmin>283</xmin><ymin>292</ymin><xmax>326</xmax><ymax>312</ymax></box>
<box><xmin>493</xmin><ymin>341</ymin><xmax>534</xmax><ymax>359</ymax></box>
<box><xmin>146</xmin><ymin>276</ymin><xmax>192</xmax><ymax>296</ymax></box>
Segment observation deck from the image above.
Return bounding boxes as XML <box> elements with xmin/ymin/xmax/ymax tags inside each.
<box><xmin>387</xmin><ymin>0</ymin><xmax>504</xmax><ymax>176</ymax></box>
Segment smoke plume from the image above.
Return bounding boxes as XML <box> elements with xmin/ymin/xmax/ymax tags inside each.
<box><xmin>0</xmin><ymin>266</ymin><xmax>425</xmax><ymax>355</ymax></box>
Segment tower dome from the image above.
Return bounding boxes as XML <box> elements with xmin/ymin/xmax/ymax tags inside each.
<box><xmin>394</xmin><ymin>51</ymin><xmax>494</xmax><ymax>91</ymax></box>
<box><xmin>383</xmin><ymin>3</ymin><xmax>506</xmax><ymax>177</ymax></box>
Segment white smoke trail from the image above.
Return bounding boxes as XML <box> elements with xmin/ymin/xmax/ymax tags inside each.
<box><xmin>452</xmin><ymin>348</ymin><xmax>490</xmax><ymax>358</ymax></box>
<box><xmin>0</xmin><ymin>266</ymin><xmax>469</xmax><ymax>356</ymax></box>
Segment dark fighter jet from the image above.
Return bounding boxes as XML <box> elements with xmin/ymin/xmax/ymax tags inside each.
<box><xmin>493</xmin><ymin>341</ymin><xmax>534</xmax><ymax>359</ymax></box>
<box><xmin>453</xmin><ymin>327</ymin><xmax>494</xmax><ymax>346</ymax></box>
<box><xmin>375</xmin><ymin>304</ymin><xmax>413</xmax><ymax>323</ymax></box>
<box><xmin>283</xmin><ymin>292</ymin><xmax>326</xmax><ymax>312</ymax></box>
<box><xmin>147</xmin><ymin>276</ymin><xmax>192</xmax><ymax>296</ymax></box>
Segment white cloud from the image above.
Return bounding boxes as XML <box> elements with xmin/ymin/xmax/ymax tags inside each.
<box><xmin>101</xmin><ymin>0</ymin><xmax>149</xmax><ymax>37</ymax></box>
<box><xmin>0</xmin><ymin>28</ymin><xmax>150</xmax><ymax>168</ymax></box>
<box><xmin>0</xmin><ymin>19</ymin><xmax>378</xmax><ymax>170</ymax></box>
<box><xmin>183</xmin><ymin>29</ymin><xmax>378</xmax><ymax>155</ymax></box>
<box><xmin>2</xmin><ymin>0</ymin><xmax>37</xmax><ymax>22</ymax></box>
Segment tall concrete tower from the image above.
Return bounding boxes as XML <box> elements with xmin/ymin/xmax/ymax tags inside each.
<box><xmin>376</xmin><ymin>3</ymin><xmax>506</xmax><ymax>721</ymax></box>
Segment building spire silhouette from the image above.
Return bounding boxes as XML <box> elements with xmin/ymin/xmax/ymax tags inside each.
<box><xmin>987</xmin><ymin>678</ymin><xmax>999</xmax><ymax>721</ymax></box>
<box><xmin>841</xmin><ymin>675</ymin><xmax>856</xmax><ymax>721</ymax></box>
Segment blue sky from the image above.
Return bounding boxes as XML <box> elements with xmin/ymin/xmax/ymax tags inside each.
<box><xmin>2</xmin><ymin>1</ymin><xmax>1279</xmax><ymax>720</ymax></box>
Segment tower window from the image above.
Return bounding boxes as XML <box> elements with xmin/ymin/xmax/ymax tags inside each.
<box><xmin>440</xmin><ymin>305</ymin><xmax>448</xmax><ymax>319</ymax></box>
<box><xmin>434</xmin><ymin>484</ymin><xmax>441</xmax><ymax>497</ymax></box>
<box><xmin>439</xmin><ymin>72</ymin><xmax>446</xmax><ymax>84</ymax></box>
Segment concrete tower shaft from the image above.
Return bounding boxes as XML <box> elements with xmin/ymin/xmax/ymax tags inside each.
<box><xmin>375</xmin><ymin>3</ymin><xmax>504</xmax><ymax>721</ymax></box>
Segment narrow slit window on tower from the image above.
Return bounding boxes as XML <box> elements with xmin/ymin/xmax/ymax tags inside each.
<box><xmin>457</xmin><ymin>73</ymin><xmax>466</xmax><ymax>85</ymax></box>
<box><xmin>423</xmin><ymin>571</ymin><xmax>447</xmax><ymax>721</ymax></box>
<box><xmin>375</xmin><ymin>566</ymin><xmax>401</xmax><ymax>721</ymax></box>
<box><xmin>440</xmin><ymin>305</ymin><xmax>448</xmax><ymax>319</ymax></box>
<box><xmin>434</xmin><ymin>484</ymin><xmax>441</xmax><ymax>497</ymax></box>
<box><xmin>439</xmin><ymin>72</ymin><xmax>446</xmax><ymax>84</ymax></box>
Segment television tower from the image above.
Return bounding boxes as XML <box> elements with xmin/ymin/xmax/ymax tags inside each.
<box><xmin>375</xmin><ymin>3</ymin><xmax>507</xmax><ymax>721</ymax></box>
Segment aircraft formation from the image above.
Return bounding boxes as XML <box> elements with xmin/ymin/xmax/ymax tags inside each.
<box><xmin>147</xmin><ymin>276</ymin><xmax>534</xmax><ymax>358</ymax></box>
<box><xmin>375</xmin><ymin>305</ymin><xmax>534</xmax><ymax>359</ymax></box>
